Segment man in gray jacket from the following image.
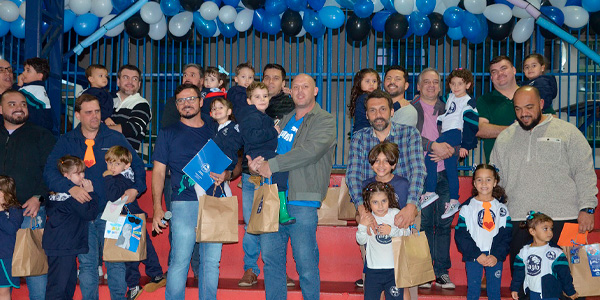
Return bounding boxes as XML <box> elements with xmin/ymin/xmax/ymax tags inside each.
<box><xmin>490</xmin><ymin>86</ymin><xmax>597</xmax><ymax>270</ymax></box>
<box><xmin>248</xmin><ymin>73</ymin><xmax>336</xmax><ymax>300</ymax></box>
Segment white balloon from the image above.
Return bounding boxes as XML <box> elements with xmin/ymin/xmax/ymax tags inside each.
<box><xmin>169</xmin><ymin>11</ymin><xmax>193</xmax><ymax>37</ymax></box>
<box><xmin>0</xmin><ymin>1</ymin><xmax>20</xmax><ymax>22</ymax></box>
<box><xmin>69</xmin><ymin>0</ymin><xmax>92</xmax><ymax>15</ymax></box>
<box><xmin>549</xmin><ymin>0</ymin><xmax>566</xmax><ymax>7</ymax></box>
<box><xmin>394</xmin><ymin>0</ymin><xmax>413</xmax><ymax>15</ymax></box>
<box><xmin>218</xmin><ymin>5</ymin><xmax>237</xmax><ymax>24</ymax></box>
<box><xmin>100</xmin><ymin>14</ymin><xmax>124</xmax><ymax>37</ymax></box>
<box><xmin>372</xmin><ymin>0</ymin><xmax>384</xmax><ymax>12</ymax></box>
<box><xmin>148</xmin><ymin>15</ymin><xmax>167</xmax><ymax>40</ymax></box>
<box><xmin>442</xmin><ymin>0</ymin><xmax>459</xmax><ymax>6</ymax></box>
<box><xmin>199</xmin><ymin>1</ymin><xmax>219</xmax><ymax>21</ymax></box>
<box><xmin>234</xmin><ymin>8</ymin><xmax>253</xmax><ymax>32</ymax></box>
<box><xmin>323</xmin><ymin>0</ymin><xmax>340</xmax><ymax>7</ymax></box>
<box><xmin>19</xmin><ymin>1</ymin><xmax>25</xmax><ymax>19</ymax></box>
<box><xmin>212</xmin><ymin>25</ymin><xmax>220</xmax><ymax>37</ymax></box>
<box><xmin>512</xmin><ymin>0</ymin><xmax>539</xmax><ymax>19</ymax></box>
<box><xmin>484</xmin><ymin>4</ymin><xmax>512</xmax><ymax>24</ymax></box>
<box><xmin>296</xmin><ymin>10</ymin><xmax>306</xmax><ymax>37</ymax></box>
<box><xmin>464</xmin><ymin>0</ymin><xmax>486</xmax><ymax>14</ymax></box>
<box><xmin>140</xmin><ymin>2</ymin><xmax>162</xmax><ymax>24</ymax></box>
<box><xmin>512</xmin><ymin>17</ymin><xmax>534</xmax><ymax>43</ymax></box>
<box><xmin>433</xmin><ymin>0</ymin><xmax>446</xmax><ymax>15</ymax></box>
<box><xmin>64</xmin><ymin>0</ymin><xmax>70</xmax><ymax>8</ymax></box>
<box><xmin>90</xmin><ymin>0</ymin><xmax>112</xmax><ymax>17</ymax></box>
<box><xmin>562</xmin><ymin>6</ymin><xmax>589</xmax><ymax>29</ymax></box>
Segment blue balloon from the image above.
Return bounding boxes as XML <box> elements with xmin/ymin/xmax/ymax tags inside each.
<box><xmin>416</xmin><ymin>0</ymin><xmax>435</xmax><ymax>15</ymax></box>
<box><xmin>410</xmin><ymin>11</ymin><xmax>430</xmax><ymax>36</ymax></box>
<box><xmin>303</xmin><ymin>8</ymin><xmax>325</xmax><ymax>36</ymax></box>
<box><xmin>319</xmin><ymin>6</ymin><xmax>344</xmax><ymax>28</ymax></box>
<box><xmin>207</xmin><ymin>0</ymin><xmax>222</xmax><ymax>6</ymax></box>
<box><xmin>443</xmin><ymin>6</ymin><xmax>464</xmax><ymax>28</ymax></box>
<box><xmin>223</xmin><ymin>0</ymin><xmax>240</xmax><ymax>7</ymax></box>
<box><xmin>335</xmin><ymin>0</ymin><xmax>355</xmax><ymax>9</ymax></box>
<box><xmin>74</xmin><ymin>13</ymin><xmax>99</xmax><ymax>36</ymax></box>
<box><xmin>402</xmin><ymin>13</ymin><xmax>412</xmax><ymax>38</ymax></box>
<box><xmin>447</xmin><ymin>26</ymin><xmax>463</xmax><ymax>40</ymax></box>
<box><xmin>286</xmin><ymin>0</ymin><xmax>307</xmax><ymax>11</ymax></box>
<box><xmin>9</xmin><ymin>0</ymin><xmax>23</xmax><ymax>6</ymax></box>
<box><xmin>10</xmin><ymin>17</ymin><xmax>25</xmax><ymax>39</ymax></box>
<box><xmin>160</xmin><ymin>0</ymin><xmax>182</xmax><ymax>16</ymax></box>
<box><xmin>194</xmin><ymin>11</ymin><xmax>217</xmax><ymax>37</ymax></box>
<box><xmin>253</xmin><ymin>8</ymin><xmax>266</xmax><ymax>32</ymax></box>
<box><xmin>354</xmin><ymin>0</ymin><xmax>374</xmax><ymax>18</ymax></box>
<box><xmin>217</xmin><ymin>19</ymin><xmax>238</xmax><ymax>37</ymax></box>
<box><xmin>565</xmin><ymin>0</ymin><xmax>581</xmax><ymax>6</ymax></box>
<box><xmin>381</xmin><ymin>0</ymin><xmax>394</xmax><ymax>11</ymax></box>
<box><xmin>64</xmin><ymin>10</ymin><xmax>76</xmax><ymax>33</ymax></box>
<box><xmin>540</xmin><ymin>6</ymin><xmax>565</xmax><ymax>26</ymax></box>
<box><xmin>308</xmin><ymin>0</ymin><xmax>325</xmax><ymax>10</ymax></box>
<box><xmin>469</xmin><ymin>14</ymin><xmax>487</xmax><ymax>44</ymax></box>
<box><xmin>583</xmin><ymin>0</ymin><xmax>600</xmax><ymax>12</ymax></box>
<box><xmin>460</xmin><ymin>12</ymin><xmax>480</xmax><ymax>41</ymax></box>
<box><xmin>263</xmin><ymin>13</ymin><xmax>281</xmax><ymax>34</ymax></box>
<box><xmin>372</xmin><ymin>10</ymin><xmax>392</xmax><ymax>32</ymax></box>
<box><xmin>0</xmin><ymin>19</ymin><xmax>9</xmax><ymax>37</ymax></box>
<box><xmin>494</xmin><ymin>0</ymin><xmax>513</xmax><ymax>8</ymax></box>
<box><xmin>112</xmin><ymin>0</ymin><xmax>135</xmax><ymax>13</ymax></box>
<box><xmin>266</xmin><ymin>0</ymin><xmax>287</xmax><ymax>15</ymax></box>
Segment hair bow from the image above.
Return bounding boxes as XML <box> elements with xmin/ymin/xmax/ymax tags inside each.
<box><xmin>217</xmin><ymin>65</ymin><xmax>229</xmax><ymax>76</ymax></box>
<box><xmin>471</xmin><ymin>163</ymin><xmax>478</xmax><ymax>172</ymax></box>
<box><xmin>526</xmin><ymin>210</ymin><xmax>540</xmax><ymax>220</ymax></box>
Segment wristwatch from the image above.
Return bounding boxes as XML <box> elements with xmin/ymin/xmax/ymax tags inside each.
<box><xmin>580</xmin><ymin>207</ymin><xmax>596</xmax><ymax>214</ymax></box>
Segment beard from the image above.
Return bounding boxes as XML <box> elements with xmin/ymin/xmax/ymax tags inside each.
<box><xmin>3</xmin><ymin>112</ymin><xmax>27</xmax><ymax>125</ymax></box>
<box><xmin>180</xmin><ymin>108</ymin><xmax>200</xmax><ymax>119</ymax></box>
<box><xmin>369</xmin><ymin>117</ymin><xmax>390</xmax><ymax>131</ymax></box>
<box><xmin>517</xmin><ymin>112</ymin><xmax>541</xmax><ymax>131</ymax></box>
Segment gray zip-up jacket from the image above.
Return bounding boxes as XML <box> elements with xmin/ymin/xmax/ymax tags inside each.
<box><xmin>490</xmin><ymin>115</ymin><xmax>597</xmax><ymax>221</ymax></box>
<box><xmin>268</xmin><ymin>102</ymin><xmax>336</xmax><ymax>203</ymax></box>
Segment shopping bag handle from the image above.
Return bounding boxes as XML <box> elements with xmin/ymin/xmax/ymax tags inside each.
<box><xmin>29</xmin><ymin>215</ymin><xmax>41</xmax><ymax>230</ymax></box>
<box><xmin>211</xmin><ymin>184</ymin><xmax>226</xmax><ymax>198</ymax></box>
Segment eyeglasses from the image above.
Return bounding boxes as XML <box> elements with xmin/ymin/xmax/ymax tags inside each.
<box><xmin>0</xmin><ymin>67</ymin><xmax>12</xmax><ymax>73</ymax></box>
<box><xmin>175</xmin><ymin>96</ymin><xmax>199</xmax><ymax>104</ymax></box>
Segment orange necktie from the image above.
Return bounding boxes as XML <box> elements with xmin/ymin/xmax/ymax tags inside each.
<box><xmin>482</xmin><ymin>202</ymin><xmax>495</xmax><ymax>232</ymax></box>
<box><xmin>84</xmin><ymin>139</ymin><xmax>96</xmax><ymax>168</ymax></box>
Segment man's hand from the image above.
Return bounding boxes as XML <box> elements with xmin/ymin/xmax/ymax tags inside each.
<box><xmin>357</xmin><ymin>204</ymin><xmax>378</xmax><ymax>235</ymax></box>
<box><xmin>578</xmin><ymin>210</ymin><xmax>595</xmax><ymax>233</ymax></box>
<box><xmin>476</xmin><ymin>254</ymin><xmax>487</xmax><ymax>265</ymax></box>
<box><xmin>257</xmin><ymin>161</ymin><xmax>273</xmax><ymax>178</ymax></box>
<box><xmin>69</xmin><ymin>186</ymin><xmax>91</xmax><ymax>203</ymax></box>
<box><xmin>246</xmin><ymin>155</ymin><xmax>265</xmax><ymax>175</ymax></box>
<box><xmin>107</xmin><ymin>124</ymin><xmax>123</xmax><ymax>133</ymax></box>
<box><xmin>81</xmin><ymin>179</ymin><xmax>94</xmax><ymax>193</ymax></box>
<box><xmin>122</xmin><ymin>189</ymin><xmax>138</xmax><ymax>204</ymax></box>
<box><xmin>394</xmin><ymin>203</ymin><xmax>417</xmax><ymax>229</ymax></box>
<box><xmin>429</xmin><ymin>142</ymin><xmax>455</xmax><ymax>162</ymax></box>
<box><xmin>152</xmin><ymin>208</ymin><xmax>166</xmax><ymax>234</ymax></box>
<box><xmin>274</xmin><ymin>125</ymin><xmax>281</xmax><ymax>134</ymax></box>
<box><xmin>210</xmin><ymin>170</ymin><xmax>231</xmax><ymax>187</ymax></box>
<box><xmin>486</xmin><ymin>255</ymin><xmax>498</xmax><ymax>267</ymax></box>
<box><xmin>22</xmin><ymin>196</ymin><xmax>41</xmax><ymax>217</ymax></box>
<box><xmin>378</xmin><ymin>224</ymin><xmax>392</xmax><ymax>235</ymax></box>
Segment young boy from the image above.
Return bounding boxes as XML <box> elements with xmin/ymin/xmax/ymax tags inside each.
<box><xmin>43</xmin><ymin>155</ymin><xmax>98</xmax><ymax>300</ymax></box>
<box><xmin>103</xmin><ymin>146</ymin><xmax>166</xmax><ymax>300</ymax></box>
<box><xmin>17</xmin><ymin>57</ymin><xmax>52</xmax><ymax>132</ymax></box>
<box><xmin>200</xmin><ymin>66</ymin><xmax>228</xmax><ymax>115</ymax></box>
<box><xmin>227</xmin><ymin>62</ymin><xmax>256</xmax><ymax>118</ymax></box>
<box><xmin>81</xmin><ymin>64</ymin><xmax>114</xmax><ymax>122</ymax></box>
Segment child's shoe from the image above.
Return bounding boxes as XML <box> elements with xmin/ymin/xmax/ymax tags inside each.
<box><xmin>435</xmin><ymin>274</ymin><xmax>455</xmax><ymax>289</ymax></box>
<box><xmin>126</xmin><ymin>286</ymin><xmax>142</xmax><ymax>300</ymax></box>
<box><xmin>441</xmin><ymin>199</ymin><xmax>460</xmax><ymax>219</ymax></box>
<box><xmin>419</xmin><ymin>192</ymin><xmax>439</xmax><ymax>209</ymax></box>
<box><xmin>98</xmin><ymin>266</ymin><xmax>103</xmax><ymax>277</ymax></box>
<box><xmin>144</xmin><ymin>274</ymin><xmax>167</xmax><ymax>292</ymax></box>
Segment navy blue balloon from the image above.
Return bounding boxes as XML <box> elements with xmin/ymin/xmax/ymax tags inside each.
<box><xmin>0</xmin><ymin>19</ymin><xmax>9</xmax><ymax>37</ymax></box>
<box><xmin>253</xmin><ymin>8</ymin><xmax>266</xmax><ymax>32</ymax></box>
<box><xmin>303</xmin><ymin>9</ymin><xmax>325</xmax><ymax>36</ymax></box>
<box><xmin>64</xmin><ymin>9</ymin><xmax>76</xmax><ymax>33</ymax></box>
<box><xmin>263</xmin><ymin>13</ymin><xmax>281</xmax><ymax>34</ymax></box>
<box><xmin>460</xmin><ymin>12</ymin><xmax>480</xmax><ymax>41</ymax></box>
<box><xmin>112</xmin><ymin>0</ymin><xmax>135</xmax><ymax>13</ymax></box>
<box><xmin>286</xmin><ymin>0</ymin><xmax>307</xmax><ymax>11</ymax></box>
<box><xmin>354</xmin><ymin>0</ymin><xmax>374</xmax><ymax>18</ymax></box>
<box><xmin>443</xmin><ymin>6</ymin><xmax>464</xmax><ymax>28</ymax></box>
<box><xmin>161</xmin><ymin>0</ymin><xmax>182</xmax><ymax>16</ymax></box>
<box><xmin>308</xmin><ymin>0</ymin><xmax>324</xmax><ymax>10</ymax></box>
<box><xmin>223</xmin><ymin>0</ymin><xmax>240</xmax><ymax>6</ymax></box>
<box><xmin>381</xmin><ymin>0</ymin><xmax>394</xmax><ymax>11</ymax></box>
<box><xmin>410</xmin><ymin>11</ymin><xmax>430</xmax><ymax>36</ymax></box>
<box><xmin>194</xmin><ymin>11</ymin><xmax>217</xmax><ymax>36</ymax></box>
<box><xmin>207</xmin><ymin>0</ymin><xmax>222</xmax><ymax>6</ymax></box>
<box><xmin>218</xmin><ymin>19</ymin><xmax>238</xmax><ymax>37</ymax></box>
<box><xmin>372</xmin><ymin>10</ymin><xmax>392</xmax><ymax>32</ymax></box>
<box><xmin>494</xmin><ymin>0</ymin><xmax>513</xmax><ymax>8</ymax></box>
<box><xmin>540</xmin><ymin>6</ymin><xmax>564</xmax><ymax>26</ymax></box>
<box><xmin>469</xmin><ymin>14</ymin><xmax>487</xmax><ymax>44</ymax></box>
<box><xmin>447</xmin><ymin>26</ymin><xmax>463</xmax><ymax>40</ymax></box>
<box><xmin>565</xmin><ymin>0</ymin><xmax>581</xmax><ymax>6</ymax></box>
<box><xmin>241</xmin><ymin>0</ymin><xmax>264</xmax><ymax>9</ymax></box>
<box><xmin>427</xmin><ymin>12</ymin><xmax>447</xmax><ymax>39</ymax></box>
<box><xmin>266</xmin><ymin>0</ymin><xmax>287</xmax><ymax>14</ymax></box>
<box><xmin>335</xmin><ymin>0</ymin><xmax>355</xmax><ymax>9</ymax></box>
<box><xmin>402</xmin><ymin>12</ymin><xmax>412</xmax><ymax>38</ymax></box>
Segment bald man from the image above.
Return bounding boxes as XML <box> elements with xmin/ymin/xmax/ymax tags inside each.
<box><xmin>0</xmin><ymin>59</ymin><xmax>14</xmax><ymax>95</ymax></box>
<box><xmin>248</xmin><ymin>74</ymin><xmax>336</xmax><ymax>300</ymax></box>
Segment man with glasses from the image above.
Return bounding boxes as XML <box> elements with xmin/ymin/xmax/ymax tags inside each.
<box><xmin>0</xmin><ymin>59</ymin><xmax>14</xmax><ymax>95</ymax></box>
<box><xmin>108</xmin><ymin>64</ymin><xmax>151</xmax><ymax>152</ymax></box>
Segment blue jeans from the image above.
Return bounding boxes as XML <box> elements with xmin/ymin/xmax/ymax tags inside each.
<box><xmin>420</xmin><ymin>170</ymin><xmax>452</xmax><ymax>277</ymax></box>
<box><xmin>20</xmin><ymin>206</ymin><xmax>47</xmax><ymax>300</ymax></box>
<box><xmin>78</xmin><ymin>216</ymin><xmax>127</xmax><ymax>300</ymax></box>
<box><xmin>425</xmin><ymin>129</ymin><xmax>460</xmax><ymax>200</ymax></box>
<box><xmin>242</xmin><ymin>173</ymin><xmax>261</xmax><ymax>275</ymax></box>
<box><xmin>260</xmin><ymin>205</ymin><xmax>320</xmax><ymax>300</ymax></box>
<box><xmin>465</xmin><ymin>260</ymin><xmax>503</xmax><ymax>300</ymax></box>
<box><xmin>166</xmin><ymin>201</ymin><xmax>222</xmax><ymax>300</ymax></box>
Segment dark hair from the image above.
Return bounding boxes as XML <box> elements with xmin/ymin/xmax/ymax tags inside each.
<box><xmin>489</xmin><ymin>55</ymin><xmax>514</xmax><ymax>69</ymax></box>
<box><xmin>519</xmin><ymin>211</ymin><xmax>553</xmax><ymax>230</ymax></box>
<box><xmin>204</xmin><ymin>66</ymin><xmax>228</xmax><ymax>89</ymax></box>
<box><xmin>0</xmin><ymin>89</ymin><xmax>25</xmax><ymax>103</ymax></box>
<box><xmin>523</xmin><ymin>53</ymin><xmax>547</xmax><ymax>68</ymax></box>
<box><xmin>174</xmin><ymin>83</ymin><xmax>201</xmax><ymax>99</ymax></box>
<box><xmin>246</xmin><ymin>81</ymin><xmax>268</xmax><ymax>99</ymax></box>
<box><xmin>75</xmin><ymin>94</ymin><xmax>99</xmax><ymax>112</ymax></box>
<box><xmin>0</xmin><ymin>176</ymin><xmax>20</xmax><ymax>210</ymax></box>
<box><xmin>24</xmin><ymin>57</ymin><xmax>50</xmax><ymax>81</ymax></box>
<box><xmin>236</xmin><ymin>61</ymin><xmax>255</xmax><ymax>75</ymax></box>
<box><xmin>183</xmin><ymin>63</ymin><xmax>204</xmax><ymax>78</ymax></box>
<box><xmin>362</xmin><ymin>181</ymin><xmax>400</xmax><ymax>213</ymax></box>
<box><xmin>471</xmin><ymin>164</ymin><xmax>507</xmax><ymax>202</ymax></box>
<box><xmin>447</xmin><ymin>69</ymin><xmax>474</xmax><ymax>94</ymax></box>
<box><xmin>349</xmin><ymin>68</ymin><xmax>381</xmax><ymax>117</ymax></box>
<box><xmin>368</xmin><ymin>142</ymin><xmax>399</xmax><ymax>168</ymax></box>
<box><xmin>117</xmin><ymin>64</ymin><xmax>141</xmax><ymax>78</ymax></box>
<box><xmin>384</xmin><ymin>65</ymin><xmax>409</xmax><ymax>82</ymax></box>
<box><xmin>263</xmin><ymin>63</ymin><xmax>286</xmax><ymax>80</ymax></box>
<box><xmin>85</xmin><ymin>64</ymin><xmax>108</xmax><ymax>78</ymax></box>
<box><xmin>57</xmin><ymin>155</ymin><xmax>85</xmax><ymax>176</ymax></box>
<box><xmin>210</xmin><ymin>97</ymin><xmax>235</xmax><ymax>121</ymax></box>
<box><xmin>105</xmin><ymin>145</ymin><xmax>132</xmax><ymax>164</ymax></box>
<box><xmin>365</xmin><ymin>89</ymin><xmax>393</xmax><ymax>111</ymax></box>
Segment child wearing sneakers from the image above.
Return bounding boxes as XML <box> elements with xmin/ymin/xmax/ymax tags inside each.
<box><xmin>200</xmin><ymin>66</ymin><xmax>228</xmax><ymax>115</ymax></box>
<box><xmin>455</xmin><ymin>164</ymin><xmax>512</xmax><ymax>300</ymax></box>
<box><xmin>421</xmin><ymin>68</ymin><xmax>479</xmax><ymax>219</ymax></box>
<box><xmin>103</xmin><ymin>146</ymin><xmax>166</xmax><ymax>300</ymax></box>
<box><xmin>81</xmin><ymin>64</ymin><xmax>114</xmax><ymax>122</ymax></box>
<box><xmin>17</xmin><ymin>57</ymin><xmax>53</xmax><ymax>133</ymax></box>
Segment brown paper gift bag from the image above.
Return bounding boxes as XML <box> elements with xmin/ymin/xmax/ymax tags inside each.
<box><xmin>318</xmin><ymin>187</ymin><xmax>347</xmax><ymax>226</ymax></box>
<box><xmin>563</xmin><ymin>245</ymin><xmax>600</xmax><ymax>296</ymax></box>
<box><xmin>196</xmin><ymin>194</ymin><xmax>239</xmax><ymax>243</ymax></box>
<box><xmin>247</xmin><ymin>182</ymin><xmax>279</xmax><ymax>234</ymax></box>
<box><xmin>104</xmin><ymin>213</ymin><xmax>147</xmax><ymax>262</ymax></box>
<box><xmin>392</xmin><ymin>231</ymin><xmax>436</xmax><ymax>288</ymax></box>
<box><xmin>337</xmin><ymin>178</ymin><xmax>356</xmax><ymax>221</ymax></box>
<box><xmin>12</xmin><ymin>225</ymin><xmax>47</xmax><ymax>277</ymax></box>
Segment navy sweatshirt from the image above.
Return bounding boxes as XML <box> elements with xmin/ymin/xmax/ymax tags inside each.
<box><xmin>0</xmin><ymin>207</ymin><xmax>24</xmax><ymax>259</ymax></box>
<box><xmin>104</xmin><ymin>169</ymin><xmax>145</xmax><ymax>215</ymax></box>
<box><xmin>238</xmin><ymin>105</ymin><xmax>279</xmax><ymax>160</ymax></box>
<box><xmin>352</xmin><ymin>94</ymin><xmax>370</xmax><ymax>134</ymax></box>
<box><xmin>522</xmin><ymin>75</ymin><xmax>557</xmax><ymax>113</ymax></box>
<box><xmin>82</xmin><ymin>87</ymin><xmax>114</xmax><ymax>121</ymax></box>
<box><xmin>227</xmin><ymin>85</ymin><xmax>251</xmax><ymax>120</ymax></box>
<box><xmin>214</xmin><ymin>121</ymin><xmax>243</xmax><ymax>170</ymax></box>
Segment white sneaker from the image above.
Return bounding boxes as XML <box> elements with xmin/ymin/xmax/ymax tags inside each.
<box><xmin>435</xmin><ymin>274</ymin><xmax>456</xmax><ymax>289</ymax></box>
<box><xmin>98</xmin><ymin>266</ymin><xmax>103</xmax><ymax>277</ymax></box>
<box><xmin>420</xmin><ymin>192</ymin><xmax>439</xmax><ymax>209</ymax></box>
<box><xmin>441</xmin><ymin>199</ymin><xmax>460</xmax><ymax>219</ymax></box>
<box><xmin>419</xmin><ymin>282</ymin><xmax>432</xmax><ymax>288</ymax></box>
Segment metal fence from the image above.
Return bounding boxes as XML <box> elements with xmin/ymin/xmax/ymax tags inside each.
<box><xmin>1</xmin><ymin>20</ymin><xmax>599</xmax><ymax>169</ymax></box>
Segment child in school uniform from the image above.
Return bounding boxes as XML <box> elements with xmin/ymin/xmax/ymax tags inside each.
<box><xmin>226</xmin><ymin>62</ymin><xmax>256</xmax><ymax>118</ymax></box>
<box><xmin>0</xmin><ymin>176</ymin><xmax>24</xmax><ymax>299</ymax></box>
<box><xmin>210</xmin><ymin>98</ymin><xmax>243</xmax><ymax>196</ymax></box>
<box><xmin>201</xmin><ymin>66</ymin><xmax>228</xmax><ymax>116</ymax></box>
<box><xmin>17</xmin><ymin>57</ymin><xmax>53</xmax><ymax>133</ymax></box>
<box><xmin>81</xmin><ymin>64</ymin><xmax>114</xmax><ymax>122</ymax></box>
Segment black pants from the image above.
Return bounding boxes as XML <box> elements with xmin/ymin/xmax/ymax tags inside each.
<box><xmin>364</xmin><ymin>268</ymin><xmax>403</xmax><ymax>300</ymax></box>
<box><xmin>45</xmin><ymin>255</ymin><xmax>77</xmax><ymax>300</ymax></box>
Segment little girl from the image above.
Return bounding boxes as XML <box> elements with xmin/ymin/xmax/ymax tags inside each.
<box><xmin>201</xmin><ymin>66</ymin><xmax>228</xmax><ymax>115</ymax></box>
<box><xmin>522</xmin><ymin>54</ymin><xmax>557</xmax><ymax>115</ymax></box>
<box><xmin>210</xmin><ymin>97</ymin><xmax>243</xmax><ymax>197</ymax></box>
<box><xmin>510</xmin><ymin>212</ymin><xmax>578</xmax><ymax>300</ymax></box>
<box><xmin>349</xmin><ymin>68</ymin><xmax>381</xmax><ymax>133</ymax></box>
<box><xmin>422</xmin><ymin>68</ymin><xmax>479</xmax><ymax>219</ymax></box>
<box><xmin>455</xmin><ymin>164</ymin><xmax>512</xmax><ymax>300</ymax></box>
<box><xmin>0</xmin><ymin>176</ymin><xmax>23</xmax><ymax>299</ymax></box>
<box><xmin>356</xmin><ymin>181</ymin><xmax>409</xmax><ymax>300</ymax></box>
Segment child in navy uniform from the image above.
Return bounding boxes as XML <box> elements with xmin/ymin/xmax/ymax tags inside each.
<box><xmin>227</xmin><ymin>62</ymin><xmax>256</xmax><ymax>118</ymax></box>
<box><xmin>102</xmin><ymin>146</ymin><xmax>165</xmax><ymax>300</ymax></box>
<box><xmin>0</xmin><ymin>176</ymin><xmax>24</xmax><ymax>298</ymax></box>
<box><xmin>510</xmin><ymin>212</ymin><xmax>578</xmax><ymax>300</ymax></box>
<box><xmin>362</xmin><ymin>142</ymin><xmax>409</xmax><ymax>209</ymax></box>
<box><xmin>17</xmin><ymin>57</ymin><xmax>53</xmax><ymax>133</ymax></box>
<box><xmin>210</xmin><ymin>98</ymin><xmax>243</xmax><ymax>196</ymax></box>
<box><xmin>43</xmin><ymin>156</ymin><xmax>98</xmax><ymax>300</ymax></box>
<box><xmin>349</xmin><ymin>68</ymin><xmax>381</xmax><ymax>133</ymax></box>
<box><xmin>81</xmin><ymin>64</ymin><xmax>114</xmax><ymax>122</ymax></box>
<box><xmin>522</xmin><ymin>54</ymin><xmax>557</xmax><ymax>115</ymax></box>
<box><xmin>200</xmin><ymin>66</ymin><xmax>228</xmax><ymax>116</ymax></box>
<box><xmin>455</xmin><ymin>164</ymin><xmax>512</xmax><ymax>300</ymax></box>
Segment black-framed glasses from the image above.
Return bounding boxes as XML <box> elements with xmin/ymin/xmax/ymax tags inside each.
<box><xmin>128</xmin><ymin>215</ymin><xmax>141</xmax><ymax>225</ymax></box>
<box><xmin>175</xmin><ymin>96</ymin><xmax>199</xmax><ymax>105</ymax></box>
<box><xmin>0</xmin><ymin>67</ymin><xmax>12</xmax><ymax>73</ymax></box>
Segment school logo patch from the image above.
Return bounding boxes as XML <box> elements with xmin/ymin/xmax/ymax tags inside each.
<box><xmin>526</xmin><ymin>254</ymin><xmax>542</xmax><ymax>276</ymax></box>
<box><xmin>546</xmin><ymin>251</ymin><xmax>556</xmax><ymax>260</ymax></box>
<box><xmin>389</xmin><ymin>286</ymin><xmax>401</xmax><ymax>297</ymax></box>
<box><xmin>477</xmin><ymin>210</ymin><xmax>496</xmax><ymax>230</ymax></box>
<box><xmin>495</xmin><ymin>270</ymin><xmax>502</xmax><ymax>278</ymax></box>
<box><xmin>222</xmin><ymin>128</ymin><xmax>229</xmax><ymax>136</ymax></box>
<box><xmin>499</xmin><ymin>207</ymin><xmax>507</xmax><ymax>217</ymax></box>
<box><xmin>446</xmin><ymin>102</ymin><xmax>457</xmax><ymax>115</ymax></box>
<box><xmin>375</xmin><ymin>223</ymin><xmax>392</xmax><ymax>244</ymax></box>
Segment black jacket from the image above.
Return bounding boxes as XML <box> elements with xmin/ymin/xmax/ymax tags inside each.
<box><xmin>239</xmin><ymin>105</ymin><xmax>279</xmax><ymax>160</ymax></box>
<box><xmin>266</xmin><ymin>92</ymin><xmax>295</xmax><ymax>120</ymax></box>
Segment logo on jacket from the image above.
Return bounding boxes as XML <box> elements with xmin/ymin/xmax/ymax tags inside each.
<box><xmin>499</xmin><ymin>207</ymin><xmax>507</xmax><ymax>217</ymax></box>
<box><xmin>446</xmin><ymin>102</ymin><xmax>456</xmax><ymax>115</ymax></box>
<box><xmin>526</xmin><ymin>254</ymin><xmax>542</xmax><ymax>276</ymax></box>
<box><xmin>222</xmin><ymin>128</ymin><xmax>229</xmax><ymax>136</ymax></box>
<box><xmin>546</xmin><ymin>251</ymin><xmax>556</xmax><ymax>260</ymax></box>
<box><xmin>389</xmin><ymin>286</ymin><xmax>400</xmax><ymax>297</ymax></box>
